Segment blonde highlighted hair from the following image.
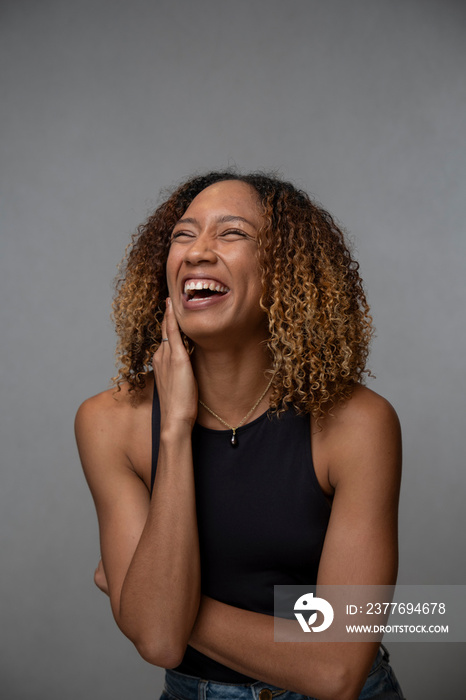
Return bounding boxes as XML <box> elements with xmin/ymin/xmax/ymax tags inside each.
<box><xmin>112</xmin><ymin>171</ymin><xmax>373</xmax><ymax>418</ymax></box>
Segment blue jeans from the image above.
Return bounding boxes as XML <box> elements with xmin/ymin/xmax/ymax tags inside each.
<box><xmin>160</xmin><ymin>645</ymin><xmax>404</xmax><ymax>700</ymax></box>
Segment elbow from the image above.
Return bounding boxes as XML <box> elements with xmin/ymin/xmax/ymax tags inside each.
<box><xmin>115</xmin><ymin>603</ymin><xmax>188</xmax><ymax>668</ymax></box>
<box><xmin>117</xmin><ymin>593</ymin><xmax>198</xmax><ymax>669</ymax></box>
<box><xmin>116</xmin><ymin>610</ymin><xmax>187</xmax><ymax>669</ymax></box>
<box><xmin>300</xmin><ymin>663</ymin><xmax>361</xmax><ymax>700</ymax></box>
<box><xmin>331</xmin><ymin>682</ymin><xmax>358</xmax><ymax>700</ymax></box>
<box><xmin>132</xmin><ymin>635</ymin><xmax>187</xmax><ymax>669</ymax></box>
<box><xmin>325</xmin><ymin>666</ymin><xmax>364</xmax><ymax>700</ymax></box>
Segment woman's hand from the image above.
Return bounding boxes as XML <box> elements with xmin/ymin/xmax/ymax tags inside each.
<box><xmin>94</xmin><ymin>558</ymin><xmax>109</xmax><ymax>596</ymax></box>
<box><xmin>152</xmin><ymin>298</ymin><xmax>198</xmax><ymax>433</ymax></box>
<box><xmin>77</xmin><ymin>302</ymin><xmax>201</xmax><ymax>670</ymax></box>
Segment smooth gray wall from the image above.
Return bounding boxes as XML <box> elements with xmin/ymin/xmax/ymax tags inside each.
<box><xmin>1</xmin><ymin>0</ymin><xmax>465</xmax><ymax>698</ymax></box>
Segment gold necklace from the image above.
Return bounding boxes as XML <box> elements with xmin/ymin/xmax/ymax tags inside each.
<box><xmin>199</xmin><ymin>376</ymin><xmax>274</xmax><ymax>447</ymax></box>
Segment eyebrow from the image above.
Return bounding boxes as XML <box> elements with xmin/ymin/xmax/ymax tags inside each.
<box><xmin>174</xmin><ymin>215</ymin><xmax>256</xmax><ymax>228</ymax></box>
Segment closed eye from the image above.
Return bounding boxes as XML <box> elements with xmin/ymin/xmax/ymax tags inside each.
<box><xmin>170</xmin><ymin>229</ymin><xmax>255</xmax><ymax>243</ymax></box>
<box><xmin>171</xmin><ymin>230</ymin><xmax>195</xmax><ymax>241</ymax></box>
<box><xmin>220</xmin><ymin>229</ymin><xmax>250</xmax><ymax>239</ymax></box>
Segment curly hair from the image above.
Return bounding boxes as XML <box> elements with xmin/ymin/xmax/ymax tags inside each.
<box><xmin>112</xmin><ymin>170</ymin><xmax>373</xmax><ymax>418</ymax></box>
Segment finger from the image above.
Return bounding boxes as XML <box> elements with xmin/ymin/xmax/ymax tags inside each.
<box><xmin>160</xmin><ymin>309</ymin><xmax>168</xmax><ymax>346</ymax></box>
<box><xmin>165</xmin><ymin>298</ymin><xmax>186</xmax><ymax>357</ymax></box>
<box><xmin>165</xmin><ymin>298</ymin><xmax>181</xmax><ymax>340</ymax></box>
<box><xmin>153</xmin><ymin>310</ymin><xmax>168</xmax><ymax>367</ymax></box>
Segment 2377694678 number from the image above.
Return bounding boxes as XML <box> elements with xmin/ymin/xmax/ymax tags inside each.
<box><xmin>366</xmin><ymin>602</ymin><xmax>446</xmax><ymax>615</ymax></box>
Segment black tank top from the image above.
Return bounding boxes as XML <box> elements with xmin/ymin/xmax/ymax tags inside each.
<box><xmin>150</xmin><ymin>386</ymin><xmax>331</xmax><ymax>682</ymax></box>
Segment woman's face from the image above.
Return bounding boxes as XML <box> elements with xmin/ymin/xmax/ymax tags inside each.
<box><xmin>166</xmin><ymin>180</ymin><xmax>268</xmax><ymax>347</ymax></box>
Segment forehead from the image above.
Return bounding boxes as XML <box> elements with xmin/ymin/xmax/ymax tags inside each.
<box><xmin>182</xmin><ymin>180</ymin><xmax>261</xmax><ymax>221</ymax></box>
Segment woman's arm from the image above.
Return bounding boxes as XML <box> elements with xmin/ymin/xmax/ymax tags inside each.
<box><xmin>188</xmin><ymin>388</ymin><xmax>402</xmax><ymax>700</ymax></box>
<box><xmin>94</xmin><ymin>557</ymin><xmax>109</xmax><ymax>595</ymax></box>
<box><xmin>76</xmin><ymin>300</ymin><xmax>200</xmax><ymax>668</ymax></box>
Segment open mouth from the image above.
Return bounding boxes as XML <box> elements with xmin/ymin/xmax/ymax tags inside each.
<box><xmin>184</xmin><ymin>279</ymin><xmax>230</xmax><ymax>302</ymax></box>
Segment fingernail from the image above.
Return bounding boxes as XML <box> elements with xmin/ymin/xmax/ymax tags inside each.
<box><xmin>166</xmin><ymin>297</ymin><xmax>171</xmax><ymax>307</ymax></box>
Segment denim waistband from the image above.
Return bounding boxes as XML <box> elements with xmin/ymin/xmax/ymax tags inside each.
<box><xmin>164</xmin><ymin>668</ymin><xmax>289</xmax><ymax>700</ymax></box>
<box><xmin>164</xmin><ymin>646</ymin><xmax>388</xmax><ymax>700</ymax></box>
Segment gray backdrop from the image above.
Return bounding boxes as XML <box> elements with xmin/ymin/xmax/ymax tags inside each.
<box><xmin>1</xmin><ymin>0</ymin><xmax>465</xmax><ymax>698</ymax></box>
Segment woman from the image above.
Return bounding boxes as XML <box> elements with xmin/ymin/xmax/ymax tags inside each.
<box><xmin>76</xmin><ymin>172</ymin><xmax>404</xmax><ymax>700</ymax></box>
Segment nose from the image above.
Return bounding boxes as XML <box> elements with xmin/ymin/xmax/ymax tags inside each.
<box><xmin>183</xmin><ymin>232</ymin><xmax>218</xmax><ymax>265</ymax></box>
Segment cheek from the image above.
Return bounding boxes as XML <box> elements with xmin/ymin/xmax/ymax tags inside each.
<box><xmin>249</xmin><ymin>263</ymin><xmax>263</xmax><ymax>297</ymax></box>
<box><xmin>166</xmin><ymin>276</ymin><xmax>175</xmax><ymax>296</ymax></box>
<box><xmin>244</xmin><ymin>273</ymin><xmax>265</xmax><ymax>313</ymax></box>
<box><xmin>165</xmin><ymin>252</ymin><xmax>178</xmax><ymax>294</ymax></box>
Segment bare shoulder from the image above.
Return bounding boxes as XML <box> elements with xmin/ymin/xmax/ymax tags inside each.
<box><xmin>314</xmin><ymin>384</ymin><xmax>402</xmax><ymax>491</ymax></box>
<box><xmin>316</xmin><ymin>386</ymin><xmax>401</xmax><ymax>588</ymax></box>
<box><xmin>76</xmin><ymin>377</ymin><xmax>153</xmax><ymax>430</ymax></box>
<box><xmin>75</xmin><ymin>378</ymin><xmax>154</xmax><ymax>484</ymax></box>
<box><xmin>318</xmin><ymin>384</ymin><xmax>400</xmax><ymax>439</ymax></box>
<box><xmin>76</xmin><ymin>385</ymin><xmax>130</xmax><ymax>447</ymax></box>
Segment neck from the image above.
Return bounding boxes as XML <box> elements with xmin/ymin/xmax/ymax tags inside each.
<box><xmin>192</xmin><ymin>341</ymin><xmax>273</xmax><ymax>428</ymax></box>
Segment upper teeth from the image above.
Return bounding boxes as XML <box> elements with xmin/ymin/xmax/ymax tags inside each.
<box><xmin>184</xmin><ymin>280</ymin><xmax>229</xmax><ymax>293</ymax></box>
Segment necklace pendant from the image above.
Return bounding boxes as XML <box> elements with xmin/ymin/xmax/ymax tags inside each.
<box><xmin>231</xmin><ymin>430</ymin><xmax>238</xmax><ymax>447</ymax></box>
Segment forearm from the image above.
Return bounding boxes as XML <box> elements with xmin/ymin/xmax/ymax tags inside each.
<box><xmin>189</xmin><ymin>596</ymin><xmax>376</xmax><ymax>700</ymax></box>
<box><xmin>118</xmin><ymin>429</ymin><xmax>200</xmax><ymax>666</ymax></box>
